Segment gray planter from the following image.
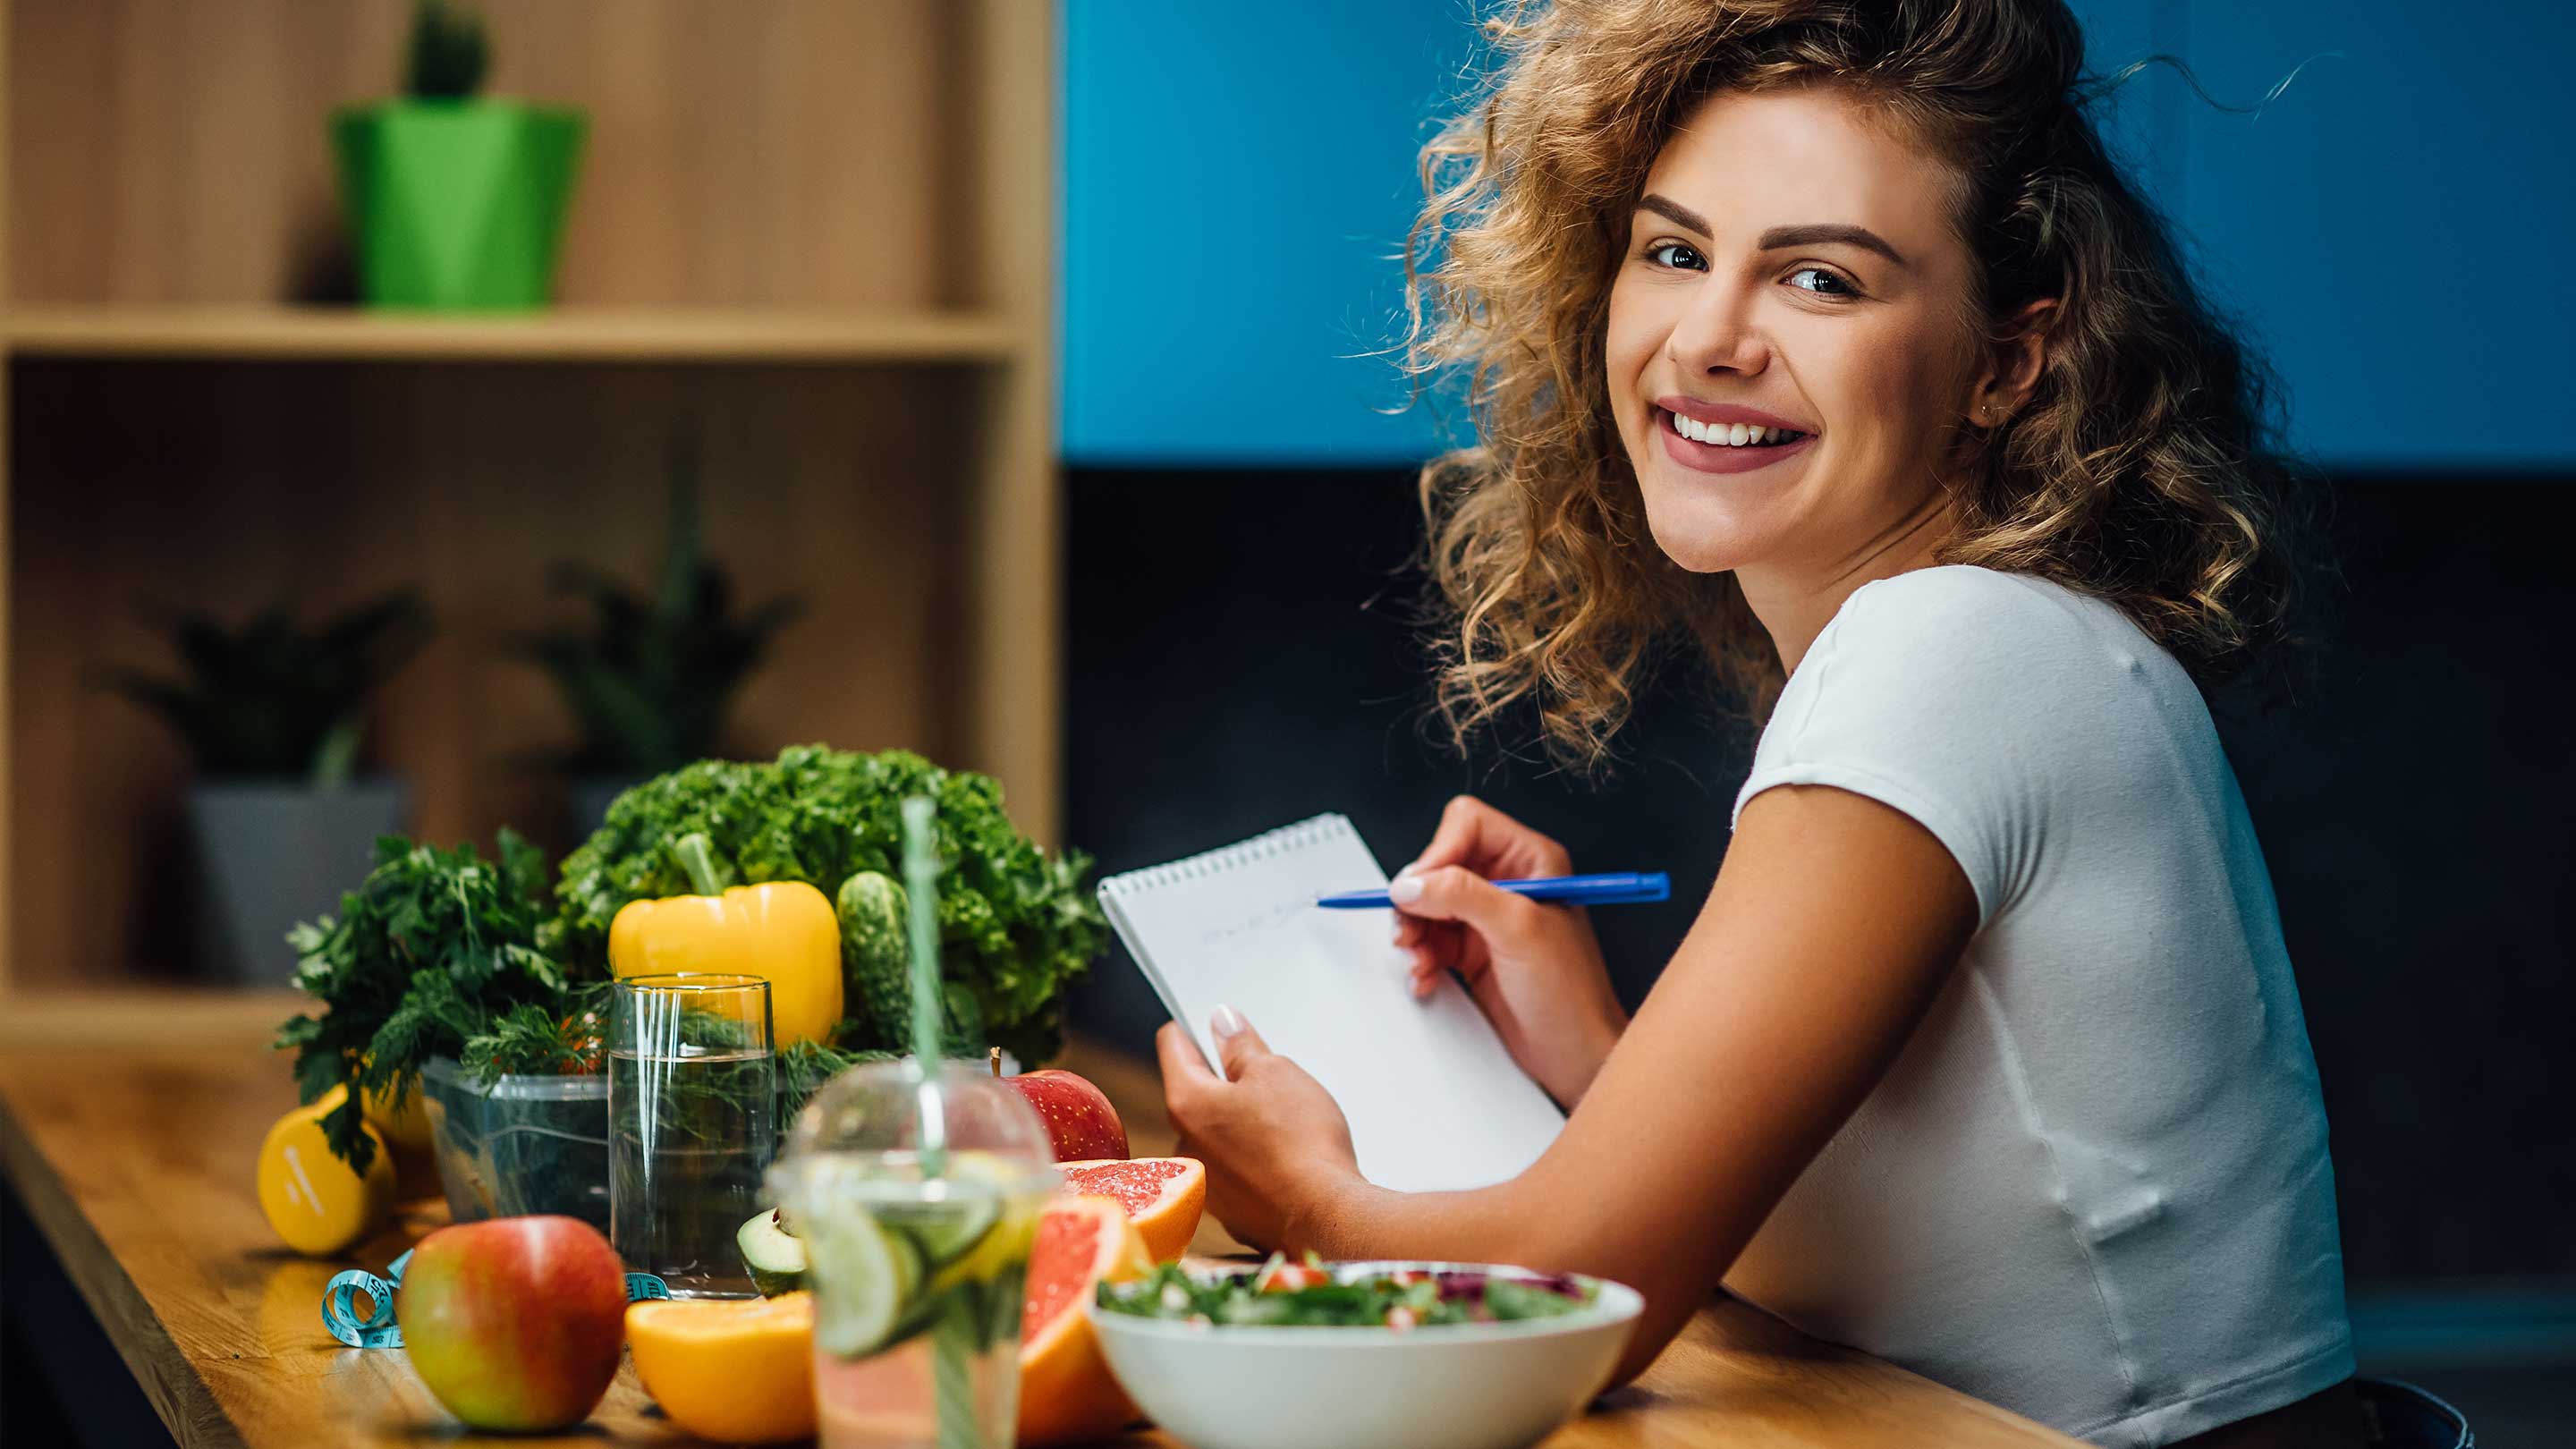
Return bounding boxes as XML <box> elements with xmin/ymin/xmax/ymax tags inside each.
<box><xmin>185</xmin><ymin>777</ymin><xmax>410</xmax><ymax>986</ymax></box>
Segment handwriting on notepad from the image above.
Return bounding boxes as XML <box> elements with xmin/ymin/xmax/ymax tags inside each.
<box><xmin>1197</xmin><ymin>895</ymin><xmax>1320</xmax><ymax>948</ymax></box>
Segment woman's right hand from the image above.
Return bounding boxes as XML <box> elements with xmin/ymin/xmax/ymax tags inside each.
<box><xmin>1391</xmin><ymin>796</ymin><xmax>1630</xmax><ymax>1107</ymax></box>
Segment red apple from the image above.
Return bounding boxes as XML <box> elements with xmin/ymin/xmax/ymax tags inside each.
<box><xmin>1003</xmin><ymin>1068</ymin><xmax>1129</xmax><ymax>1161</ymax></box>
<box><xmin>396</xmin><ymin>1215</ymin><xmax>626</xmax><ymax>1432</ymax></box>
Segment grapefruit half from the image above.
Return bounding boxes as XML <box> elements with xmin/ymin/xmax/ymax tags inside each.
<box><xmin>1055</xmin><ymin>1157</ymin><xmax>1207</xmax><ymax>1262</ymax></box>
<box><xmin>1017</xmin><ymin>1194</ymin><xmax>1153</xmax><ymax>1447</ymax></box>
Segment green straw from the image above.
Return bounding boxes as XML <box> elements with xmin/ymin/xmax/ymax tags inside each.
<box><xmin>900</xmin><ymin>795</ymin><xmax>947</xmax><ymax>1170</ymax></box>
<box><xmin>899</xmin><ymin>794</ymin><xmax>981</xmax><ymax>1448</ymax></box>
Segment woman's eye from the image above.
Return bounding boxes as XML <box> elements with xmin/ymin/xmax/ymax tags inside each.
<box><xmin>1646</xmin><ymin>242</ymin><xmax>1707</xmax><ymax>271</ymax></box>
<box><xmin>1786</xmin><ymin>267</ymin><xmax>1857</xmax><ymax>298</ymax></box>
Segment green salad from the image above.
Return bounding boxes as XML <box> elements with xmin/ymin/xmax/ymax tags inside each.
<box><xmin>1097</xmin><ymin>1255</ymin><xmax>1597</xmax><ymax>1331</ymax></box>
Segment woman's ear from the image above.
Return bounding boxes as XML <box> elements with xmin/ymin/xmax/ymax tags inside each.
<box><xmin>1970</xmin><ymin>297</ymin><xmax>2057</xmax><ymax>427</ymax></box>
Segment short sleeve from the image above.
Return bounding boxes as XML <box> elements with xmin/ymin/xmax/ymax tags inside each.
<box><xmin>1732</xmin><ymin>568</ymin><xmax>2096</xmax><ymax>925</ymax></box>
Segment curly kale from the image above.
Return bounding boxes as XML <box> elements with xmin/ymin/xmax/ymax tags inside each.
<box><xmin>550</xmin><ymin>746</ymin><xmax>1106</xmax><ymax>1063</ymax></box>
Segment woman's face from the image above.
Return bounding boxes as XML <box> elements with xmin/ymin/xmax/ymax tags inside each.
<box><xmin>1606</xmin><ymin>86</ymin><xmax>1986</xmax><ymax>578</ymax></box>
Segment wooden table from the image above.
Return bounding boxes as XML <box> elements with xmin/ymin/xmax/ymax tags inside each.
<box><xmin>0</xmin><ymin>1004</ymin><xmax>2081</xmax><ymax>1449</ymax></box>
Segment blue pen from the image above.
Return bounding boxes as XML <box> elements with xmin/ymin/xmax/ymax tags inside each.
<box><xmin>1316</xmin><ymin>870</ymin><xmax>1671</xmax><ymax>910</ymax></box>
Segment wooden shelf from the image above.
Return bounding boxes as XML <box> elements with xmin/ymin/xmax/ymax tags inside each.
<box><xmin>0</xmin><ymin>0</ymin><xmax>1064</xmax><ymax>995</ymax></box>
<box><xmin>1</xmin><ymin>305</ymin><xmax>1025</xmax><ymax>365</ymax></box>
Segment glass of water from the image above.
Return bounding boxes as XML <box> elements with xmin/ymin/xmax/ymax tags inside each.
<box><xmin>610</xmin><ymin>972</ymin><xmax>776</xmax><ymax>1297</ymax></box>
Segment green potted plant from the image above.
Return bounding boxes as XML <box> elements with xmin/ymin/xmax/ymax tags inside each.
<box><xmin>332</xmin><ymin>0</ymin><xmax>586</xmax><ymax>309</ymax></box>
<box><xmin>106</xmin><ymin>593</ymin><xmax>435</xmax><ymax>984</ymax></box>
<box><xmin>519</xmin><ymin>463</ymin><xmax>805</xmax><ymax>834</ymax></box>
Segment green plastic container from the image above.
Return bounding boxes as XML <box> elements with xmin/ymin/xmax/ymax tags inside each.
<box><xmin>332</xmin><ymin>101</ymin><xmax>585</xmax><ymax>309</ymax></box>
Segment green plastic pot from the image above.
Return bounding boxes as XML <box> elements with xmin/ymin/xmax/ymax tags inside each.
<box><xmin>332</xmin><ymin>100</ymin><xmax>586</xmax><ymax>309</ymax></box>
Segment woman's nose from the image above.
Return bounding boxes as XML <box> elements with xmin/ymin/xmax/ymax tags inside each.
<box><xmin>1665</xmin><ymin>281</ymin><xmax>1770</xmax><ymax>377</ymax></box>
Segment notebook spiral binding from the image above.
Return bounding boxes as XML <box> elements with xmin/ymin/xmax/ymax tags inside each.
<box><xmin>1097</xmin><ymin>814</ymin><xmax>1351</xmax><ymax>897</ymax></box>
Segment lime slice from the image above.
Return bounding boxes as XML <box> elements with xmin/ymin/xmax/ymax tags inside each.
<box><xmin>805</xmin><ymin>1205</ymin><xmax>915</xmax><ymax>1357</ymax></box>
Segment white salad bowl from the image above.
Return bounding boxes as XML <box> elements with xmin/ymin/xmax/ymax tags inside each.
<box><xmin>1085</xmin><ymin>1259</ymin><xmax>1644</xmax><ymax>1449</ymax></box>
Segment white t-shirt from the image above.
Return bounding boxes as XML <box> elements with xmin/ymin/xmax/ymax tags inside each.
<box><xmin>1724</xmin><ymin>565</ymin><xmax>2351</xmax><ymax>1448</ymax></box>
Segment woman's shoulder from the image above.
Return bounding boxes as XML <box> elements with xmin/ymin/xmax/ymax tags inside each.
<box><xmin>1843</xmin><ymin>564</ymin><xmax>2110</xmax><ymax>635</ymax></box>
<box><xmin>1780</xmin><ymin>565</ymin><xmax>2197</xmax><ymax>748</ymax></box>
<box><xmin>1820</xmin><ymin>565</ymin><xmax>2157</xmax><ymax>684</ymax></box>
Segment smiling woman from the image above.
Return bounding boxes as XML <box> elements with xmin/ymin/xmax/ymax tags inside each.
<box><xmin>1402</xmin><ymin>0</ymin><xmax>2316</xmax><ymax>762</ymax></box>
<box><xmin>1157</xmin><ymin>4</ymin><xmax>2365</xmax><ymax>1449</ymax></box>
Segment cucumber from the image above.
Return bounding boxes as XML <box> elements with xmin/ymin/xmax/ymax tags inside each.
<box><xmin>835</xmin><ymin>872</ymin><xmax>912</xmax><ymax>1045</ymax></box>
<box><xmin>878</xmin><ymin>1192</ymin><xmax>999</xmax><ymax>1266</ymax></box>
<box><xmin>804</xmin><ymin>1206</ymin><xmax>922</xmax><ymax>1358</ymax></box>
<box><xmin>737</xmin><ymin>1209</ymin><xmax>809</xmax><ymax>1297</ymax></box>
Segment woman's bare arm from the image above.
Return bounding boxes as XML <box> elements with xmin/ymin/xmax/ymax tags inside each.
<box><xmin>1161</xmin><ymin>783</ymin><xmax>1977</xmax><ymax>1384</ymax></box>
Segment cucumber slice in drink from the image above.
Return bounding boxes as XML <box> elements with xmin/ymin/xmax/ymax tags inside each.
<box><xmin>878</xmin><ymin>1192</ymin><xmax>999</xmax><ymax>1265</ymax></box>
<box><xmin>738</xmin><ymin>1209</ymin><xmax>809</xmax><ymax>1297</ymax></box>
<box><xmin>805</xmin><ymin>1206</ymin><xmax>922</xmax><ymax>1357</ymax></box>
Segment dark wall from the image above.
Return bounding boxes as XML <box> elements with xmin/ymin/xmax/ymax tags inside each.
<box><xmin>1062</xmin><ymin>467</ymin><xmax>2576</xmax><ymax>1287</ymax></box>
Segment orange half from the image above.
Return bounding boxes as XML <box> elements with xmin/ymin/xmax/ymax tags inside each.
<box><xmin>627</xmin><ymin>1291</ymin><xmax>817</xmax><ymax>1445</ymax></box>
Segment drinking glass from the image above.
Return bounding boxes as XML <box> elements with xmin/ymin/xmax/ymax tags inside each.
<box><xmin>609</xmin><ymin>972</ymin><xmax>776</xmax><ymax>1297</ymax></box>
<box><xmin>770</xmin><ymin>1059</ymin><xmax>1061</xmax><ymax>1449</ymax></box>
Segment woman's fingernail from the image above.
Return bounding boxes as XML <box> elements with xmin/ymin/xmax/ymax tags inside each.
<box><xmin>1211</xmin><ymin>1004</ymin><xmax>1247</xmax><ymax>1038</ymax></box>
<box><xmin>1388</xmin><ymin>875</ymin><xmax>1425</xmax><ymax>905</ymax></box>
<box><xmin>1397</xmin><ymin>860</ymin><xmax>1424</xmax><ymax>879</ymax></box>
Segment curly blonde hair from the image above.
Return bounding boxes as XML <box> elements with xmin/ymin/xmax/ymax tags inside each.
<box><xmin>1409</xmin><ymin>0</ymin><xmax>2320</xmax><ymax>770</ymax></box>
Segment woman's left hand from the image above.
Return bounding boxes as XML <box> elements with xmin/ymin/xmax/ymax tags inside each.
<box><xmin>1157</xmin><ymin>1012</ymin><xmax>1362</xmax><ymax>1252</ymax></box>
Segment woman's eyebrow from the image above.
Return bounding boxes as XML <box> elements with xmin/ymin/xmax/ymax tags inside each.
<box><xmin>1758</xmin><ymin>223</ymin><xmax>1909</xmax><ymax>267</ymax></box>
<box><xmin>1639</xmin><ymin>195</ymin><xmax>1909</xmax><ymax>270</ymax></box>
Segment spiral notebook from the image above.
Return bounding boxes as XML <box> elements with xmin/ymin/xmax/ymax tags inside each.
<box><xmin>1097</xmin><ymin>814</ymin><xmax>1565</xmax><ymax>1193</ymax></box>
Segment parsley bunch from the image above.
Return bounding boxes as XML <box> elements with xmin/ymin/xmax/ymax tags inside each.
<box><xmin>275</xmin><ymin>831</ymin><xmax>593</xmax><ymax>1173</ymax></box>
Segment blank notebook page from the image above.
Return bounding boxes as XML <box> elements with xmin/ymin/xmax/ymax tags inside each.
<box><xmin>1098</xmin><ymin>814</ymin><xmax>1564</xmax><ymax>1193</ymax></box>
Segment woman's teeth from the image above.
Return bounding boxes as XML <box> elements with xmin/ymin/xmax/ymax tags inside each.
<box><xmin>1666</xmin><ymin>411</ymin><xmax>1806</xmax><ymax>447</ymax></box>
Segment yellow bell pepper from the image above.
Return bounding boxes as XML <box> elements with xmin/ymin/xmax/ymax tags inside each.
<box><xmin>607</xmin><ymin>834</ymin><xmax>844</xmax><ymax>1046</ymax></box>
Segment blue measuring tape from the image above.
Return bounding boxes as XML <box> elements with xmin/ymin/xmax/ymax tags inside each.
<box><xmin>322</xmin><ymin>1248</ymin><xmax>669</xmax><ymax>1350</ymax></box>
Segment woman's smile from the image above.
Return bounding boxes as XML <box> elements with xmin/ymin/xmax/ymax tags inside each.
<box><xmin>1651</xmin><ymin>399</ymin><xmax>1820</xmax><ymax>476</ymax></box>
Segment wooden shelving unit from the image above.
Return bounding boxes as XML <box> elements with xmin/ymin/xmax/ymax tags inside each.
<box><xmin>0</xmin><ymin>1</ymin><xmax>1063</xmax><ymax>1016</ymax></box>
<box><xmin>2</xmin><ymin>304</ymin><xmax>1028</xmax><ymax>364</ymax></box>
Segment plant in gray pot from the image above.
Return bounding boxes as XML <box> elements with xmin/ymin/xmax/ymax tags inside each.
<box><xmin>519</xmin><ymin>469</ymin><xmax>804</xmax><ymax>837</ymax></box>
<box><xmin>106</xmin><ymin>593</ymin><xmax>434</xmax><ymax>985</ymax></box>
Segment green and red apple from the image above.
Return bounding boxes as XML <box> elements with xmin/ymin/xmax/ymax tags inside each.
<box><xmin>396</xmin><ymin>1215</ymin><xmax>626</xmax><ymax>1432</ymax></box>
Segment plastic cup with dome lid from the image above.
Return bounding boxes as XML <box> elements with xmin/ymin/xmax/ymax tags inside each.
<box><xmin>765</xmin><ymin>796</ymin><xmax>1063</xmax><ymax>1449</ymax></box>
